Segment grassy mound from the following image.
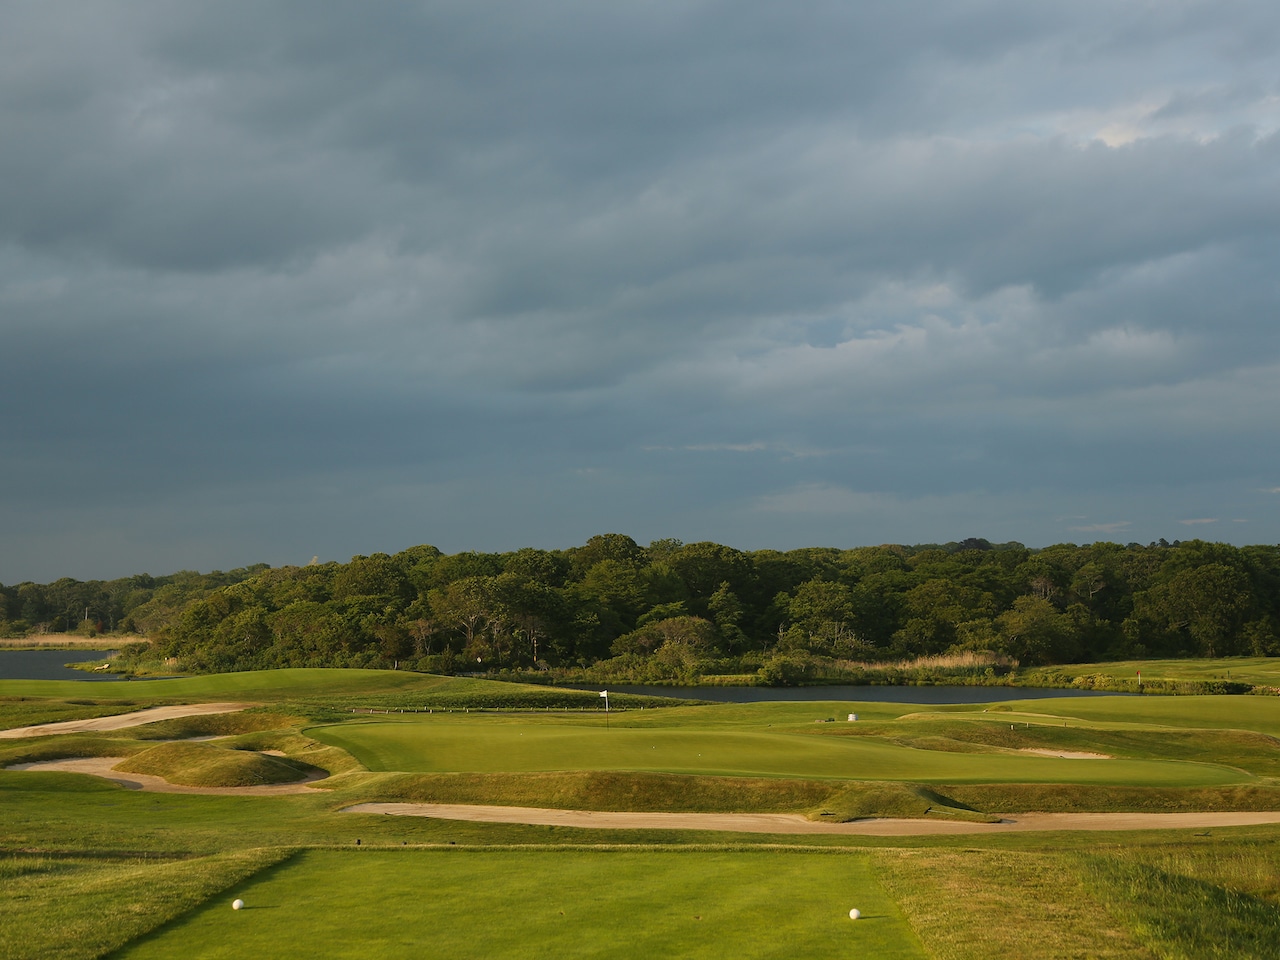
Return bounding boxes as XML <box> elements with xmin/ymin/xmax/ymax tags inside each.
<box><xmin>217</xmin><ymin>730</ymin><xmax>363</xmax><ymax>776</ymax></box>
<box><xmin>130</xmin><ymin>708</ymin><xmax>305</xmax><ymax>740</ymax></box>
<box><xmin>813</xmin><ymin>782</ymin><xmax>998</xmax><ymax>823</ymax></box>
<box><xmin>328</xmin><ymin>770</ymin><xmax>995</xmax><ymax>822</ymax></box>
<box><xmin>333</xmin><ymin>769</ymin><xmax>834</xmax><ymax>812</ymax></box>
<box><xmin>115</xmin><ymin>742</ymin><xmax>315</xmax><ymax>787</ymax></box>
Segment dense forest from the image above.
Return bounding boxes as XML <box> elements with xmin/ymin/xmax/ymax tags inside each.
<box><xmin>3</xmin><ymin>537</ymin><xmax>1279</xmax><ymax>681</ymax></box>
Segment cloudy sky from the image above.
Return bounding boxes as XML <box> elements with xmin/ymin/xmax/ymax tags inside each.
<box><xmin>3</xmin><ymin>0</ymin><xmax>1279</xmax><ymax>582</ymax></box>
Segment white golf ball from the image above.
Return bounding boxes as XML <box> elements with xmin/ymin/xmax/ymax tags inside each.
<box><xmin>232</xmin><ymin>899</ymin><xmax>245</xmax><ymax>911</ymax></box>
<box><xmin>848</xmin><ymin>908</ymin><xmax>861</xmax><ymax>920</ymax></box>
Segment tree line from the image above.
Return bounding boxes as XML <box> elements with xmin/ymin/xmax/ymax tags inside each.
<box><xmin>3</xmin><ymin>536</ymin><xmax>1279</xmax><ymax>678</ymax></box>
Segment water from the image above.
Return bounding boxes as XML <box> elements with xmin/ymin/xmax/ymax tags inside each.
<box><xmin>0</xmin><ymin>649</ymin><xmax>123</xmax><ymax>682</ymax></box>
<box><xmin>563</xmin><ymin>683</ymin><xmax>1132</xmax><ymax>704</ymax></box>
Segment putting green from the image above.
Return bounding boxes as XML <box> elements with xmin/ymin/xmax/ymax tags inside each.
<box><xmin>310</xmin><ymin>717</ymin><xmax>1250</xmax><ymax>787</ymax></box>
<box><xmin>113</xmin><ymin>849</ymin><xmax>926</xmax><ymax>960</ymax></box>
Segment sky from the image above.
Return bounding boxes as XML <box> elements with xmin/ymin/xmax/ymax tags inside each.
<box><xmin>3</xmin><ymin>0</ymin><xmax>1279</xmax><ymax>583</ymax></box>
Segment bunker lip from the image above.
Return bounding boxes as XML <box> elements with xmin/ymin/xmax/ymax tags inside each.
<box><xmin>0</xmin><ymin>702</ymin><xmax>260</xmax><ymax>739</ymax></box>
<box><xmin>341</xmin><ymin>801</ymin><xmax>1280</xmax><ymax>836</ymax></box>
<box><xmin>6</xmin><ymin>756</ymin><xmax>329</xmax><ymax>795</ymax></box>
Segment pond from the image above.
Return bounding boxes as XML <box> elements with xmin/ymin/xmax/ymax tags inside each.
<box><xmin>562</xmin><ymin>683</ymin><xmax>1131</xmax><ymax>704</ymax></box>
<box><xmin>0</xmin><ymin>649</ymin><xmax>123</xmax><ymax>682</ymax></box>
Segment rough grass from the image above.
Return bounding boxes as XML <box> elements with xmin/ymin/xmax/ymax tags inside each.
<box><xmin>940</xmin><ymin>782</ymin><xmax>1280</xmax><ymax>814</ymax></box>
<box><xmin>326</xmin><ymin>769</ymin><xmax>834</xmax><ymax>812</ymax></box>
<box><xmin>128</xmin><ymin>708</ymin><xmax>306</xmax><ymax>740</ymax></box>
<box><xmin>0</xmin><ymin>733</ymin><xmax>149</xmax><ymax>767</ymax></box>
<box><xmin>115</xmin><ymin>742</ymin><xmax>315</xmax><ymax>787</ymax></box>
<box><xmin>875</xmin><ymin>848</ymin><xmax>1156</xmax><ymax>960</ymax></box>
<box><xmin>0</xmin><ymin>847</ymin><xmax>292</xmax><ymax>960</ymax></box>
<box><xmin>0</xmin><ymin>697</ymin><xmax>144</xmax><ymax>730</ymax></box>
<box><xmin>328</xmin><ymin>770</ymin><xmax>996</xmax><ymax>822</ymax></box>
<box><xmin>0</xmin><ymin>667</ymin><xmax>466</xmax><ymax>701</ymax></box>
<box><xmin>1081</xmin><ymin>842</ymin><xmax>1280</xmax><ymax>959</ymax></box>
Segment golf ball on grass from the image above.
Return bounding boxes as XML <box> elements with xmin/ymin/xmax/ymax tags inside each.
<box><xmin>848</xmin><ymin>908</ymin><xmax>860</xmax><ymax>920</ymax></box>
<box><xmin>232</xmin><ymin>899</ymin><xmax>245</xmax><ymax>911</ymax></box>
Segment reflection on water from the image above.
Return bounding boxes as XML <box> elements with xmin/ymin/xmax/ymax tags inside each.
<box><xmin>0</xmin><ymin>649</ymin><xmax>122</xmax><ymax>682</ymax></box>
<box><xmin>562</xmin><ymin>683</ymin><xmax>1131</xmax><ymax>704</ymax></box>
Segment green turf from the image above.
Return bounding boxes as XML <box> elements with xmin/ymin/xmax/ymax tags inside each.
<box><xmin>0</xmin><ymin>668</ymin><xmax>466</xmax><ymax>701</ymax></box>
<box><xmin>111</xmin><ymin>849</ymin><xmax>927</xmax><ymax>960</ymax></box>
<box><xmin>307</xmin><ymin>715</ymin><xmax>1251</xmax><ymax>787</ymax></box>
<box><xmin>6</xmin><ymin>666</ymin><xmax>1280</xmax><ymax>958</ymax></box>
<box><xmin>115</xmin><ymin>742</ymin><xmax>314</xmax><ymax>787</ymax></box>
<box><xmin>811</xmin><ymin>712</ymin><xmax>1280</xmax><ymax>774</ymax></box>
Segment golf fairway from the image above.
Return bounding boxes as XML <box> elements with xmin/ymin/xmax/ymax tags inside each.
<box><xmin>112</xmin><ymin>849</ymin><xmax>927</xmax><ymax>960</ymax></box>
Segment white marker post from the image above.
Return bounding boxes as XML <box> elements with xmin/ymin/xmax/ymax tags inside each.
<box><xmin>600</xmin><ymin>690</ymin><xmax>609</xmax><ymax>729</ymax></box>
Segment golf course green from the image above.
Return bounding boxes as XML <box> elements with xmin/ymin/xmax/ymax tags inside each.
<box><xmin>5</xmin><ymin>665</ymin><xmax>1280</xmax><ymax>959</ymax></box>
<box><xmin>308</xmin><ymin>715</ymin><xmax>1251</xmax><ymax>786</ymax></box>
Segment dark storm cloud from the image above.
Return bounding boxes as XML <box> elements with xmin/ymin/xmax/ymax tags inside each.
<box><xmin>2</xmin><ymin>0</ymin><xmax>1279</xmax><ymax>581</ymax></box>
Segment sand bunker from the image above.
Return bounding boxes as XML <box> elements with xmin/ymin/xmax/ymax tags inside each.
<box><xmin>1019</xmin><ymin>748</ymin><xmax>1113</xmax><ymax>760</ymax></box>
<box><xmin>7</xmin><ymin>756</ymin><xmax>327</xmax><ymax>795</ymax></box>
<box><xmin>0</xmin><ymin>703</ymin><xmax>258</xmax><ymax>739</ymax></box>
<box><xmin>343</xmin><ymin>802</ymin><xmax>1280</xmax><ymax>836</ymax></box>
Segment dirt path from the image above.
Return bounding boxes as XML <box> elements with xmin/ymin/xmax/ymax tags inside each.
<box><xmin>0</xmin><ymin>702</ymin><xmax>258</xmax><ymax>739</ymax></box>
<box><xmin>7</xmin><ymin>756</ymin><xmax>328</xmax><ymax>795</ymax></box>
<box><xmin>344</xmin><ymin>802</ymin><xmax>1280</xmax><ymax>836</ymax></box>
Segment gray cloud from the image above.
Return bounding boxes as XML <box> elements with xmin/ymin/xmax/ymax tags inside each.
<box><xmin>2</xmin><ymin>0</ymin><xmax>1279</xmax><ymax>581</ymax></box>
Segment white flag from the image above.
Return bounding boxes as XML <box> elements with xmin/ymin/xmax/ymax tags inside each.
<box><xmin>599</xmin><ymin>690</ymin><xmax>608</xmax><ymax>697</ymax></box>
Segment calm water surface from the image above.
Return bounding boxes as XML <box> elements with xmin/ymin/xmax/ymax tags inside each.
<box><xmin>0</xmin><ymin>649</ymin><xmax>122</xmax><ymax>682</ymax></box>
